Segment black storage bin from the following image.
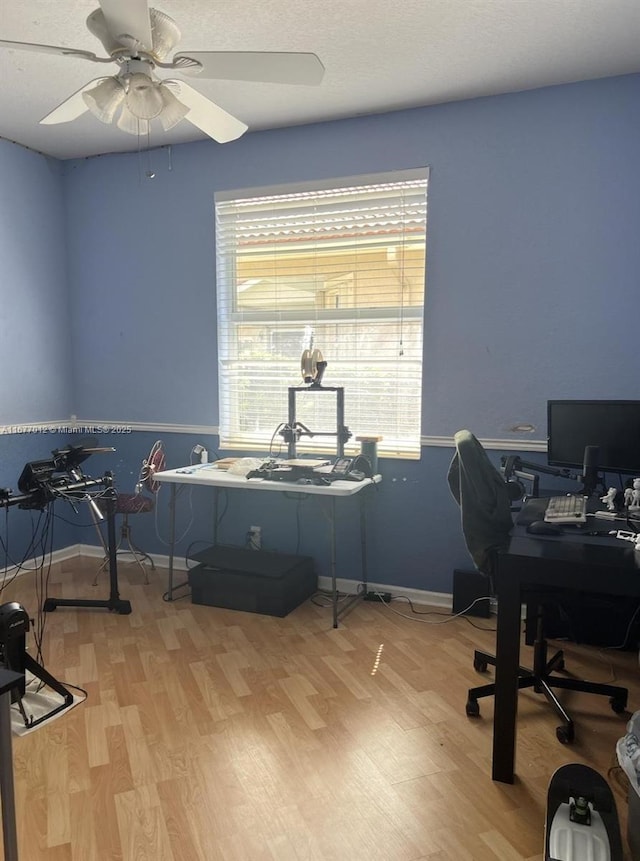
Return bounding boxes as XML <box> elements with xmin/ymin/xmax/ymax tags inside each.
<box><xmin>187</xmin><ymin>545</ymin><xmax>317</xmax><ymax>617</ymax></box>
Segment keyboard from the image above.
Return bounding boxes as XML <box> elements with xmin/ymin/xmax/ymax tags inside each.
<box><xmin>544</xmin><ymin>494</ymin><xmax>588</xmax><ymax>524</ymax></box>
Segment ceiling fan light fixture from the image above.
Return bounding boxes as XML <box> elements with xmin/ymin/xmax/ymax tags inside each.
<box><xmin>125</xmin><ymin>73</ymin><xmax>164</xmax><ymax>119</ymax></box>
<box><xmin>82</xmin><ymin>77</ymin><xmax>125</xmax><ymax>123</ymax></box>
<box><xmin>4</xmin><ymin>1</ymin><xmax>325</xmax><ymax>148</ymax></box>
<box><xmin>117</xmin><ymin>105</ymin><xmax>150</xmax><ymax>136</ymax></box>
<box><xmin>158</xmin><ymin>85</ymin><xmax>189</xmax><ymax>130</ymax></box>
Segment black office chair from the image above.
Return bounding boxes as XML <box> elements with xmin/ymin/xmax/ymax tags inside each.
<box><xmin>447</xmin><ymin>429</ymin><xmax>628</xmax><ymax>744</ymax></box>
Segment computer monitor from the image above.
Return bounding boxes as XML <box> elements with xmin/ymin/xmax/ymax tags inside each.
<box><xmin>547</xmin><ymin>400</ymin><xmax>640</xmax><ymax>476</ymax></box>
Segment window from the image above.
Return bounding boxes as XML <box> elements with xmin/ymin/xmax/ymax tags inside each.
<box><xmin>215</xmin><ymin>168</ymin><xmax>429</xmax><ymax>458</ymax></box>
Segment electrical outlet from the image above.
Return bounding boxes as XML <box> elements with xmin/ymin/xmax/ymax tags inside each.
<box><xmin>364</xmin><ymin>591</ymin><xmax>392</xmax><ymax>602</ymax></box>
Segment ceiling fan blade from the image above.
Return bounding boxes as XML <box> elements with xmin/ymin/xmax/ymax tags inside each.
<box><xmin>172</xmin><ymin>51</ymin><xmax>325</xmax><ymax>85</ymax></box>
<box><xmin>165</xmin><ymin>80</ymin><xmax>248</xmax><ymax>144</ymax></box>
<box><xmin>40</xmin><ymin>79</ymin><xmax>110</xmax><ymax>125</ymax></box>
<box><xmin>98</xmin><ymin>0</ymin><xmax>153</xmax><ymax>51</ymax></box>
<box><xmin>0</xmin><ymin>39</ymin><xmax>110</xmax><ymax>64</ymax></box>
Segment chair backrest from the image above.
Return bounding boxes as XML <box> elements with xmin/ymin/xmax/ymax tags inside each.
<box><xmin>447</xmin><ymin>430</ymin><xmax>513</xmax><ymax>578</ymax></box>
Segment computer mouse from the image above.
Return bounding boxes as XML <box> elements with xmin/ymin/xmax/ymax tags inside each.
<box><xmin>526</xmin><ymin>520</ymin><xmax>563</xmax><ymax>536</ymax></box>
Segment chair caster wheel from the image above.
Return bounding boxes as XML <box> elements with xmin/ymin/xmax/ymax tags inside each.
<box><xmin>466</xmin><ymin>699</ymin><xmax>480</xmax><ymax>717</ymax></box>
<box><xmin>473</xmin><ymin>658</ymin><xmax>488</xmax><ymax>673</ymax></box>
<box><xmin>610</xmin><ymin>696</ymin><xmax>627</xmax><ymax>714</ymax></box>
<box><xmin>556</xmin><ymin>725</ymin><xmax>574</xmax><ymax>744</ymax></box>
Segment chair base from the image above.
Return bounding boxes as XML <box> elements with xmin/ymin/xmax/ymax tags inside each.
<box><xmin>466</xmin><ymin>646</ymin><xmax>628</xmax><ymax>744</ymax></box>
<box><xmin>94</xmin><ymin>515</ymin><xmax>155</xmax><ymax>586</ymax></box>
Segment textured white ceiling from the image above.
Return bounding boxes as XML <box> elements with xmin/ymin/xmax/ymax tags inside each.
<box><xmin>1</xmin><ymin>0</ymin><xmax>639</xmax><ymax>160</ymax></box>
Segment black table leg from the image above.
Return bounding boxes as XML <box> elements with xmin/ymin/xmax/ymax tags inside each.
<box><xmin>492</xmin><ymin>567</ymin><xmax>521</xmax><ymax>783</ymax></box>
<box><xmin>0</xmin><ymin>670</ymin><xmax>22</xmax><ymax>861</ymax></box>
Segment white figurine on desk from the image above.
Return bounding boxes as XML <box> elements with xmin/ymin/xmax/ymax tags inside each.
<box><xmin>601</xmin><ymin>487</ymin><xmax>618</xmax><ymax>512</ymax></box>
<box><xmin>631</xmin><ymin>479</ymin><xmax>640</xmax><ymax>552</ymax></box>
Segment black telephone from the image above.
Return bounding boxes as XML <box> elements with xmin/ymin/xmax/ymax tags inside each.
<box><xmin>330</xmin><ymin>455</ymin><xmax>373</xmax><ymax>481</ymax></box>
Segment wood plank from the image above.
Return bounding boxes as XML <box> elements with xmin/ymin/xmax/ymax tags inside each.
<box><xmin>1</xmin><ymin>556</ymin><xmax>637</xmax><ymax>860</ymax></box>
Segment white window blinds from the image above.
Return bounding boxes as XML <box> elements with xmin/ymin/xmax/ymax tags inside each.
<box><xmin>215</xmin><ymin>168</ymin><xmax>429</xmax><ymax>458</ymax></box>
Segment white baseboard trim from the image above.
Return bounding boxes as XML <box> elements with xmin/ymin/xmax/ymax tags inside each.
<box><xmin>5</xmin><ymin>543</ymin><xmax>454</xmax><ymax>613</ymax></box>
<box><xmin>76</xmin><ymin>544</ymin><xmax>453</xmax><ymax>610</ymax></box>
<box><xmin>318</xmin><ymin>577</ymin><xmax>453</xmax><ymax>610</ymax></box>
<box><xmin>78</xmin><ymin>543</ymin><xmax>185</xmax><ymax>569</ymax></box>
<box><xmin>1</xmin><ymin>544</ymin><xmax>87</xmax><ymax>580</ymax></box>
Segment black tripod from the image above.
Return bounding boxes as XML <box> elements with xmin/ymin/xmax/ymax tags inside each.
<box><xmin>0</xmin><ymin>601</ymin><xmax>74</xmax><ymax>729</ymax></box>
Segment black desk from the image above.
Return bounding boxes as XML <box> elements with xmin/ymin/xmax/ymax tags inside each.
<box><xmin>492</xmin><ymin>499</ymin><xmax>640</xmax><ymax>783</ymax></box>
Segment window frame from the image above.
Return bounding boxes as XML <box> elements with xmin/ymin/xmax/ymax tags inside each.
<box><xmin>215</xmin><ymin>168</ymin><xmax>429</xmax><ymax>459</ymax></box>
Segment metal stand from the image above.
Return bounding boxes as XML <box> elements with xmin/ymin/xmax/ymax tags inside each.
<box><xmin>328</xmin><ymin>488</ymin><xmax>372</xmax><ymax>627</ymax></box>
<box><xmin>43</xmin><ymin>477</ymin><xmax>132</xmax><ymax>615</ymax></box>
<box><xmin>93</xmin><ymin>512</ymin><xmax>155</xmax><ymax>586</ymax></box>
<box><xmin>13</xmin><ymin>653</ymin><xmax>74</xmax><ymax>730</ymax></box>
<box><xmin>166</xmin><ymin>483</ymin><xmax>189</xmax><ymax>602</ymax></box>
<box><xmin>0</xmin><ymin>468</ymin><xmax>130</xmax><ymax>615</ymax></box>
<box><xmin>0</xmin><ymin>602</ymin><xmax>74</xmax><ymax>729</ymax></box>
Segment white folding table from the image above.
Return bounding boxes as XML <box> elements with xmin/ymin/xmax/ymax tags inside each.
<box><xmin>153</xmin><ymin>464</ymin><xmax>380</xmax><ymax>627</ymax></box>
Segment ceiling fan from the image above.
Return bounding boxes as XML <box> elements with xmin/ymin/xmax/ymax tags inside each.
<box><xmin>0</xmin><ymin>0</ymin><xmax>325</xmax><ymax>144</ymax></box>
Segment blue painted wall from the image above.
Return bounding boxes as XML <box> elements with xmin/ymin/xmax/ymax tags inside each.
<box><xmin>0</xmin><ymin>140</ymin><xmax>74</xmax><ymax>423</ymax></box>
<box><xmin>0</xmin><ymin>140</ymin><xmax>77</xmax><ymax>557</ymax></box>
<box><xmin>2</xmin><ymin>74</ymin><xmax>640</xmax><ymax>592</ymax></box>
<box><xmin>64</xmin><ymin>74</ymin><xmax>640</xmax><ymax>439</ymax></box>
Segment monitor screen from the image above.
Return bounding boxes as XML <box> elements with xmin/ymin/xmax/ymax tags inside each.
<box><xmin>547</xmin><ymin>400</ymin><xmax>640</xmax><ymax>475</ymax></box>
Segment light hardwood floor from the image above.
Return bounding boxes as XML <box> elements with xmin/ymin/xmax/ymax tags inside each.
<box><xmin>1</xmin><ymin>557</ymin><xmax>638</xmax><ymax>860</ymax></box>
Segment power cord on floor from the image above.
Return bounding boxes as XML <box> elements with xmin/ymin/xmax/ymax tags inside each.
<box><xmin>366</xmin><ymin>591</ymin><xmax>497</xmax><ymax>629</ymax></box>
<box><xmin>162</xmin><ymin>581</ymin><xmax>191</xmax><ymax>602</ymax></box>
<box><xmin>311</xmin><ymin>585</ymin><xmax>364</xmax><ymax>607</ymax></box>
